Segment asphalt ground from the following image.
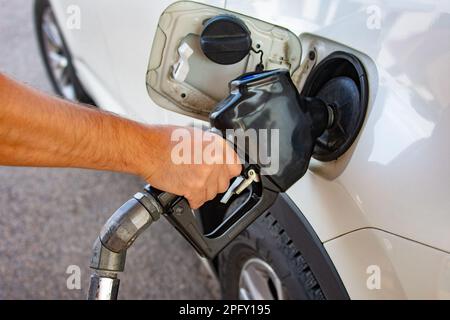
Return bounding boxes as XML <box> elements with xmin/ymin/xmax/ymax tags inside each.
<box><xmin>0</xmin><ymin>0</ymin><xmax>219</xmax><ymax>299</ymax></box>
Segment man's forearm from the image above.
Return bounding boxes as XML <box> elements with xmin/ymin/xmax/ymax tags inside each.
<box><xmin>0</xmin><ymin>73</ymin><xmax>241</xmax><ymax>208</ymax></box>
<box><xmin>0</xmin><ymin>73</ymin><xmax>158</xmax><ymax>177</ymax></box>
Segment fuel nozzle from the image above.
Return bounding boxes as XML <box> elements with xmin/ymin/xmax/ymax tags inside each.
<box><xmin>210</xmin><ymin>69</ymin><xmax>336</xmax><ymax>192</ymax></box>
<box><xmin>87</xmin><ymin>68</ymin><xmax>365</xmax><ymax>300</ymax></box>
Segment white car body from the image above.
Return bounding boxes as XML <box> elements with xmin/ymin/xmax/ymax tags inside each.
<box><xmin>49</xmin><ymin>0</ymin><xmax>450</xmax><ymax>299</ymax></box>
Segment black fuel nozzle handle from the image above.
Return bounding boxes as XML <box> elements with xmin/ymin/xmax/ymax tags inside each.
<box><xmin>140</xmin><ymin>130</ymin><xmax>275</xmax><ymax>259</ymax></box>
<box><xmin>144</xmin><ymin>173</ymin><xmax>278</xmax><ymax>259</ymax></box>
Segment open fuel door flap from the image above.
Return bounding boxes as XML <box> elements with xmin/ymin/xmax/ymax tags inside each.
<box><xmin>146</xmin><ymin>1</ymin><xmax>302</xmax><ymax>120</ymax></box>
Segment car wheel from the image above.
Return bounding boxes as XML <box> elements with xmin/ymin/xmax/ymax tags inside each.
<box><xmin>218</xmin><ymin>212</ymin><xmax>325</xmax><ymax>300</ymax></box>
<box><xmin>34</xmin><ymin>0</ymin><xmax>95</xmax><ymax>105</ymax></box>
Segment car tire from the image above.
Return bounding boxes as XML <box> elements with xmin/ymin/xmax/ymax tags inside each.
<box><xmin>34</xmin><ymin>0</ymin><xmax>95</xmax><ymax>105</ymax></box>
<box><xmin>218</xmin><ymin>212</ymin><xmax>325</xmax><ymax>300</ymax></box>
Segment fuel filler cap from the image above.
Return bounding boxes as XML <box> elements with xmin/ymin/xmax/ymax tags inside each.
<box><xmin>200</xmin><ymin>15</ymin><xmax>252</xmax><ymax>65</ymax></box>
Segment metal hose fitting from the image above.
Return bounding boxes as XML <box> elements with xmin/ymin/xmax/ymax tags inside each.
<box><xmin>87</xmin><ymin>191</ymin><xmax>163</xmax><ymax>300</ymax></box>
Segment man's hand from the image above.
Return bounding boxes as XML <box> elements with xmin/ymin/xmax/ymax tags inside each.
<box><xmin>139</xmin><ymin>126</ymin><xmax>241</xmax><ymax>209</ymax></box>
<box><xmin>0</xmin><ymin>73</ymin><xmax>241</xmax><ymax>209</ymax></box>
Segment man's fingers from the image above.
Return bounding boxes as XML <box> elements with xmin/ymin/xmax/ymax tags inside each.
<box><xmin>188</xmin><ymin>197</ymin><xmax>203</xmax><ymax>210</ymax></box>
<box><xmin>218</xmin><ymin>175</ymin><xmax>230</xmax><ymax>194</ymax></box>
<box><xmin>186</xmin><ymin>188</ymin><xmax>209</xmax><ymax>209</ymax></box>
<box><xmin>228</xmin><ymin>163</ymin><xmax>242</xmax><ymax>178</ymax></box>
<box><xmin>206</xmin><ymin>187</ymin><xmax>218</xmax><ymax>202</ymax></box>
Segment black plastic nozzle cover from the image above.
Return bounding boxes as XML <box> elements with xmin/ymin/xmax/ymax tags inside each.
<box><xmin>210</xmin><ymin>69</ymin><xmax>330</xmax><ymax>192</ymax></box>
